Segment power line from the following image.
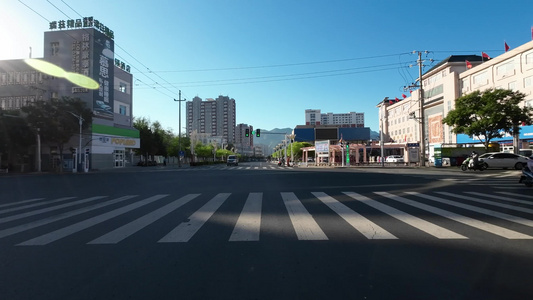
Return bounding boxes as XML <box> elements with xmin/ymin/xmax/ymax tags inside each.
<box><xmin>136</xmin><ymin>65</ymin><xmax>410</xmax><ymax>88</ymax></box>
<box><xmin>134</xmin><ymin>53</ymin><xmax>413</xmax><ymax>74</ymax></box>
<box><xmin>18</xmin><ymin>0</ymin><xmax>181</xmax><ymax>100</ymax></box>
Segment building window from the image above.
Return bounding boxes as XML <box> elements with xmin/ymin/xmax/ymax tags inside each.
<box><xmin>119</xmin><ymin>82</ymin><xmax>127</xmax><ymax>93</ymax></box>
<box><xmin>119</xmin><ymin>105</ymin><xmax>127</xmax><ymax>115</ymax></box>
<box><xmin>51</xmin><ymin>42</ymin><xmax>59</xmax><ymax>56</ymax></box>
<box><xmin>524</xmin><ymin>76</ymin><xmax>533</xmax><ymax>88</ymax></box>
<box><xmin>473</xmin><ymin>72</ymin><xmax>488</xmax><ymax>86</ymax></box>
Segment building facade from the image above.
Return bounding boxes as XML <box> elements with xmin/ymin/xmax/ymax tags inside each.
<box><xmin>186</xmin><ymin>95</ymin><xmax>236</xmax><ymax>144</ymax></box>
<box><xmin>235</xmin><ymin>123</ymin><xmax>253</xmax><ymax>155</ymax></box>
<box><xmin>379</xmin><ymin>44</ymin><xmax>533</xmax><ymax>159</ymax></box>
<box><xmin>378</xmin><ymin>55</ymin><xmax>485</xmax><ymax>146</ymax></box>
<box><xmin>0</xmin><ymin>18</ymin><xmax>139</xmax><ymax>171</ymax></box>
<box><xmin>458</xmin><ymin>41</ymin><xmax>533</xmax><ymax>147</ymax></box>
<box><xmin>305</xmin><ymin>109</ymin><xmax>364</xmax><ymax>127</ymax></box>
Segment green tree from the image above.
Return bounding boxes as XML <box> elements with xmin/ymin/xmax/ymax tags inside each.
<box><xmin>22</xmin><ymin>97</ymin><xmax>92</xmax><ymax>172</ymax></box>
<box><xmin>0</xmin><ymin>109</ymin><xmax>35</xmax><ymax>170</ymax></box>
<box><xmin>442</xmin><ymin>89</ymin><xmax>533</xmax><ymax>150</ymax></box>
<box><xmin>193</xmin><ymin>143</ymin><xmax>214</xmax><ymax>160</ymax></box>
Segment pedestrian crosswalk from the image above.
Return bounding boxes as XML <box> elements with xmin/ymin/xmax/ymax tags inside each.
<box><xmin>1</xmin><ymin>190</ymin><xmax>532</xmax><ymax>246</ymax></box>
<box><xmin>156</xmin><ymin>165</ymin><xmax>295</xmax><ymax>172</ymax></box>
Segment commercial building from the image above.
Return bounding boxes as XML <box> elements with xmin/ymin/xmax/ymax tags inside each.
<box><xmin>378</xmin><ymin>41</ymin><xmax>533</xmax><ymax>162</ymax></box>
<box><xmin>0</xmin><ymin>17</ymin><xmax>139</xmax><ymax>171</ymax></box>
<box><xmin>305</xmin><ymin>109</ymin><xmax>364</xmax><ymax>127</ymax></box>
<box><xmin>458</xmin><ymin>42</ymin><xmax>533</xmax><ymax>146</ymax></box>
<box><xmin>378</xmin><ymin>55</ymin><xmax>484</xmax><ymax>145</ymax></box>
<box><xmin>186</xmin><ymin>95</ymin><xmax>236</xmax><ymax>144</ymax></box>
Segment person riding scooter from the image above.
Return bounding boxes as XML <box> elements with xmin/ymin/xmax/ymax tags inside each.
<box><xmin>469</xmin><ymin>151</ymin><xmax>479</xmax><ymax>168</ymax></box>
<box><xmin>519</xmin><ymin>155</ymin><xmax>533</xmax><ymax>187</ymax></box>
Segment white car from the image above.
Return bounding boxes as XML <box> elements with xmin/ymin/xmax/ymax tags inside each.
<box><xmin>478</xmin><ymin>152</ymin><xmax>528</xmax><ymax>170</ymax></box>
<box><xmin>386</xmin><ymin>155</ymin><xmax>404</xmax><ymax>163</ymax></box>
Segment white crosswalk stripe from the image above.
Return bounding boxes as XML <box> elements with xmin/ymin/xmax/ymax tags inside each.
<box><xmin>89</xmin><ymin>194</ymin><xmax>200</xmax><ymax>244</ymax></box>
<box><xmin>313</xmin><ymin>192</ymin><xmax>396</xmax><ymax>239</ymax></box>
<box><xmin>281</xmin><ymin>192</ymin><xmax>328</xmax><ymax>240</ymax></box>
<box><xmin>343</xmin><ymin>192</ymin><xmax>466</xmax><ymax>239</ymax></box>
<box><xmin>159</xmin><ymin>193</ymin><xmax>230</xmax><ymax>243</ymax></box>
<box><xmin>229</xmin><ymin>193</ymin><xmax>262</xmax><ymax>242</ymax></box>
<box><xmin>17</xmin><ymin>195</ymin><xmax>169</xmax><ymax>246</ymax></box>
<box><xmin>375</xmin><ymin>192</ymin><xmax>533</xmax><ymax>239</ymax></box>
<box><xmin>1</xmin><ymin>190</ymin><xmax>531</xmax><ymax>246</ymax></box>
<box><xmin>0</xmin><ymin>195</ymin><xmax>137</xmax><ymax>239</ymax></box>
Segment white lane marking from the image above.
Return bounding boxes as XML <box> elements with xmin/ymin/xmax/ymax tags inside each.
<box><xmin>313</xmin><ymin>192</ymin><xmax>396</xmax><ymax>239</ymax></box>
<box><xmin>0</xmin><ymin>196</ymin><xmax>137</xmax><ymax>239</ymax></box>
<box><xmin>436</xmin><ymin>192</ymin><xmax>533</xmax><ymax>215</ymax></box>
<box><xmin>281</xmin><ymin>192</ymin><xmax>328</xmax><ymax>241</ymax></box>
<box><xmin>229</xmin><ymin>193</ymin><xmax>262</xmax><ymax>242</ymax></box>
<box><xmin>17</xmin><ymin>195</ymin><xmax>169</xmax><ymax>246</ymax></box>
<box><xmin>375</xmin><ymin>192</ymin><xmax>533</xmax><ymax>239</ymax></box>
<box><xmin>0</xmin><ymin>197</ymin><xmax>102</xmax><ymax>224</ymax></box>
<box><xmin>89</xmin><ymin>194</ymin><xmax>200</xmax><ymax>244</ymax></box>
<box><xmin>159</xmin><ymin>193</ymin><xmax>230</xmax><ymax>243</ymax></box>
<box><xmin>496</xmin><ymin>191</ymin><xmax>533</xmax><ymax>199</ymax></box>
<box><xmin>407</xmin><ymin>192</ymin><xmax>533</xmax><ymax>228</ymax></box>
<box><xmin>465</xmin><ymin>192</ymin><xmax>533</xmax><ymax>206</ymax></box>
<box><xmin>344</xmin><ymin>192</ymin><xmax>465</xmax><ymax>239</ymax></box>
<box><xmin>0</xmin><ymin>197</ymin><xmax>75</xmax><ymax>215</ymax></box>
<box><xmin>0</xmin><ymin>198</ymin><xmax>45</xmax><ymax>209</ymax></box>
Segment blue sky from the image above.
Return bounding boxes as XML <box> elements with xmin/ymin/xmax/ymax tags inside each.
<box><xmin>2</xmin><ymin>0</ymin><xmax>533</xmax><ymax>135</ymax></box>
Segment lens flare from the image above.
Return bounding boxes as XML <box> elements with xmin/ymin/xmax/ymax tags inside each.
<box><xmin>24</xmin><ymin>58</ymin><xmax>65</xmax><ymax>77</ymax></box>
<box><xmin>65</xmin><ymin>72</ymin><xmax>99</xmax><ymax>89</ymax></box>
<box><xmin>24</xmin><ymin>58</ymin><xmax>99</xmax><ymax>90</ymax></box>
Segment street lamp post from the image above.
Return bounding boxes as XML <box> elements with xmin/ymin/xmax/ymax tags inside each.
<box><xmin>68</xmin><ymin>111</ymin><xmax>84</xmax><ymax>173</ymax></box>
<box><xmin>288</xmin><ymin>133</ymin><xmax>296</xmax><ymax>167</ymax></box>
<box><xmin>174</xmin><ymin>90</ymin><xmax>186</xmax><ymax>167</ymax></box>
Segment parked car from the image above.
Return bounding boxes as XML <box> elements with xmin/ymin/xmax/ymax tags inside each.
<box><xmin>227</xmin><ymin>155</ymin><xmax>238</xmax><ymax>166</ymax></box>
<box><xmin>386</xmin><ymin>155</ymin><xmax>404</xmax><ymax>163</ymax></box>
<box><xmin>478</xmin><ymin>152</ymin><xmax>528</xmax><ymax>170</ymax></box>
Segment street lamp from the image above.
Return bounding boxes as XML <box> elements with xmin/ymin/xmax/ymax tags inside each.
<box><xmin>288</xmin><ymin>133</ymin><xmax>296</xmax><ymax>166</ymax></box>
<box><xmin>68</xmin><ymin>111</ymin><xmax>84</xmax><ymax>173</ymax></box>
<box><xmin>174</xmin><ymin>90</ymin><xmax>186</xmax><ymax>167</ymax></box>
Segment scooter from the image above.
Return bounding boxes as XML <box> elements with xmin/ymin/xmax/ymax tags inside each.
<box><xmin>519</xmin><ymin>167</ymin><xmax>533</xmax><ymax>187</ymax></box>
<box><xmin>461</xmin><ymin>157</ymin><xmax>487</xmax><ymax>171</ymax></box>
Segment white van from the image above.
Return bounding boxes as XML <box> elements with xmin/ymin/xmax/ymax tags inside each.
<box><xmin>501</xmin><ymin>146</ymin><xmax>532</xmax><ymax>157</ymax></box>
<box><xmin>227</xmin><ymin>155</ymin><xmax>238</xmax><ymax>166</ymax></box>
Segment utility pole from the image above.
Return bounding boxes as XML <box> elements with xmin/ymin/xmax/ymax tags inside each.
<box><xmin>174</xmin><ymin>90</ymin><xmax>186</xmax><ymax>167</ymax></box>
<box><xmin>406</xmin><ymin>51</ymin><xmax>427</xmax><ymax>167</ymax></box>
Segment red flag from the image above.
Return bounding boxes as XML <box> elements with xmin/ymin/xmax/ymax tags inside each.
<box><xmin>402</xmin><ymin>93</ymin><xmax>407</xmax><ymax>98</ymax></box>
<box><xmin>466</xmin><ymin>60</ymin><xmax>472</xmax><ymax>69</ymax></box>
<box><xmin>395</xmin><ymin>97</ymin><xmax>400</xmax><ymax>102</ymax></box>
<box><xmin>505</xmin><ymin>42</ymin><xmax>510</xmax><ymax>52</ymax></box>
<box><xmin>389</xmin><ymin>100</ymin><xmax>393</xmax><ymax>104</ymax></box>
<box><xmin>531</xmin><ymin>26</ymin><xmax>533</xmax><ymax>41</ymax></box>
<box><xmin>409</xmin><ymin>90</ymin><xmax>413</xmax><ymax>94</ymax></box>
<box><xmin>482</xmin><ymin>52</ymin><xmax>490</xmax><ymax>59</ymax></box>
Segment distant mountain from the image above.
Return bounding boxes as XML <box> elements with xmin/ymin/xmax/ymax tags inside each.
<box><xmin>253</xmin><ymin>128</ymin><xmax>293</xmax><ymax>154</ymax></box>
<box><xmin>370</xmin><ymin>130</ymin><xmax>379</xmax><ymax>140</ymax></box>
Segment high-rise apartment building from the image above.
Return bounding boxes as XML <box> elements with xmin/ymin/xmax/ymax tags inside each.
<box><xmin>186</xmin><ymin>95</ymin><xmax>236</xmax><ymax>143</ymax></box>
<box><xmin>305</xmin><ymin>109</ymin><xmax>364</xmax><ymax>127</ymax></box>
<box><xmin>235</xmin><ymin>123</ymin><xmax>253</xmax><ymax>155</ymax></box>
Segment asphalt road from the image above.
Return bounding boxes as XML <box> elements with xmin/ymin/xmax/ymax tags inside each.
<box><xmin>0</xmin><ymin>162</ymin><xmax>532</xmax><ymax>299</ymax></box>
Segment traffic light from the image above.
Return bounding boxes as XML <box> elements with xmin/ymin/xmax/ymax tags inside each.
<box><xmin>245</xmin><ymin>129</ymin><xmax>249</xmax><ymax>137</ymax></box>
<box><xmin>256</xmin><ymin>129</ymin><xmax>260</xmax><ymax>137</ymax></box>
